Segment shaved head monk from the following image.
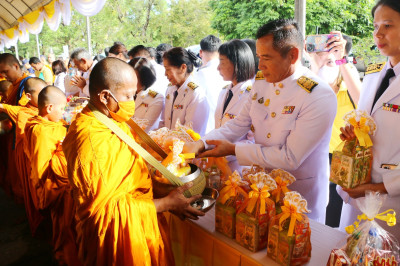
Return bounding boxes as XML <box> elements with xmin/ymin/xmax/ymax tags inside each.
<box><xmin>0</xmin><ymin>80</ymin><xmax>12</xmax><ymax>103</ymax></box>
<box><xmin>63</xmin><ymin>57</ymin><xmax>204</xmax><ymax>265</ymax></box>
<box><xmin>0</xmin><ymin>77</ymin><xmax>46</xmax><ymax>205</ymax></box>
<box><xmin>24</xmin><ymin>86</ymin><xmax>80</xmax><ymax>265</ymax></box>
<box><xmin>0</xmin><ymin>53</ymin><xmax>30</xmax><ymax>197</ymax></box>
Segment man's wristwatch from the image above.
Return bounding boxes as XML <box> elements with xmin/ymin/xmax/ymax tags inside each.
<box><xmin>335</xmin><ymin>56</ymin><xmax>348</xmax><ymax>65</ymax></box>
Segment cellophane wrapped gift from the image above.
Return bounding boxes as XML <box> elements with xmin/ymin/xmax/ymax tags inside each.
<box><xmin>330</xmin><ymin>110</ymin><xmax>376</xmax><ymax>188</ymax></box>
<box><xmin>269</xmin><ymin>169</ymin><xmax>296</xmax><ymax>214</ymax></box>
<box><xmin>242</xmin><ymin>165</ymin><xmax>267</xmax><ymax>183</ymax></box>
<box><xmin>215</xmin><ymin>171</ymin><xmax>249</xmax><ymax>238</ymax></box>
<box><xmin>161</xmin><ymin>138</ymin><xmax>194</xmax><ymax>177</ymax></box>
<box><xmin>132</xmin><ymin>117</ymin><xmax>149</xmax><ymax>130</ymax></box>
<box><xmin>267</xmin><ymin>191</ymin><xmax>312</xmax><ymax>265</ymax></box>
<box><xmin>63</xmin><ymin>96</ymin><xmax>88</xmax><ymax>124</ymax></box>
<box><xmin>235</xmin><ymin>172</ymin><xmax>277</xmax><ymax>252</ymax></box>
<box><xmin>327</xmin><ymin>191</ymin><xmax>399</xmax><ymax>266</ymax></box>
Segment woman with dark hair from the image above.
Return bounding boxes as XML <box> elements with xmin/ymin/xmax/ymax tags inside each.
<box><xmin>215</xmin><ymin>39</ymin><xmax>255</xmax><ymax>129</ymax></box>
<box><xmin>108</xmin><ymin>43</ymin><xmax>129</xmax><ymax>61</ymax></box>
<box><xmin>242</xmin><ymin>38</ymin><xmax>259</xmax><ymax>78</ymax></box>
<box><xmin>159</xmin><ymin>47</ymin><xmax>209</xmax><ymax>136</ymax></box>
<box><xmin>52</xmin><ymin>60</ymin><xmax>67</xmax><ymax>92</ymax></box>
<box><xmin>338</xmin><ymin>0</ymin><xmax>400</xmax><ymax>240</ymax></box>
<box><xmin>128</xmin><ymin>57</ymin><xmax>164</xmax><ymax>132</ymax></box>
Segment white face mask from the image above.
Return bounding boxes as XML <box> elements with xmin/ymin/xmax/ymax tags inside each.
<box><xmin>318</xmin><ymin>65</ymin><xmax>340</xmax><ymax>85</ymax></box>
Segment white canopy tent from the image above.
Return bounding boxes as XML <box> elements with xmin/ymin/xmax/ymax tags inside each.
<box><xmin>0</xmin><ymin>0</ymin><xmax>106</xmax><ymax>56</ymax></box>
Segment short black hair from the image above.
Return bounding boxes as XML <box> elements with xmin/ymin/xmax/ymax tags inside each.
<box><xmin>0</xmin><ymin>53</ymin><xmax>21</xmax><ymax>68</ymax></box>
<box><xmin>241</xmin><ymin>39</ymin><xmax>259</xmax><ymax>73</ymax></box>
<box><xmin>156</xmin><ymin>43</ymin><xmax>173</xmax><ymax>64</ymax></box>
<box><xmin>200</xmin><ymin>35</ymin><xmax>221</xmax><ymax>52</ymax></box>
<box><xmin>128</xmin><ymin>45</ymin><xmax>150</xmax><ymax>58</ymax></box>
<box><xmin>29</xmin><ymin>57</ymin><xmax>41</xmax><ymax>65</ymax></box>
<box><xmin>147</xmin><ymin>47</ymin><xmax>157</xmax><ymax>59</ymax></box>
<box><xmin>163</xmin><ymin>47</ymin><xmax>197</xmax><ymax>74</ymax></box>
<box><xmin>342</xmin><ymin>34</ymin><xmax>352</xmax><ymax>56</ymax></box>
<box><xmin>256</xmin><ymin>19</ymin><xmax>304</xmax><ymax>58</ymax></box>
<box><xmin>219</xmin><ymin>40</ymin><xmax>255</xmax><ymax>83</ymax></box>
<box><xmin>372</xmin><ymin>0</ymin><xmax>400</xmax><ymax>17</ymax></box>
<box><xmin>52</xmin><ymin>60</ymin><xmax>67</xmax><ymax>75</ymax></box>
<box><xmin>109</xmin><ymin>43</ymin><xmax>127</xmax><ymax>56</ymax></box>
<box><xmin>128</xmin><ymin>57</ymin><xmax>156</xmax><ymax>90</ymax></box>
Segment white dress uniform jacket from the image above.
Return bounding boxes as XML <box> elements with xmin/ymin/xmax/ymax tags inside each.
<box><xmin>159</xmin><ymin>75</ymin><xmax>210</xmax><ymax>136</ymax></box>
<box><xmin>339</xmin><ymin>61</ymin><xmax>400</xmax><ymax>240</ymax></box>
<box><xmin>134</xmin><ymin>89</ymin><xmax>164</xmax><ymax>132</ymax></box>
<box><xmin>202</xmin><ymin>66</ymin><xmax>337</xmax><ymax>222</ymax></box>
<box><xmin>149</xmin><ymin>60</ymin><xmax>169</xmax><ymax>96</ymax></box>
<box><xmin>80</xmin><ymin>60</ymin><xmax>97</xmax><ymax>97</ymax></box>
<box><xmin>194</xmin><ymin>58</ymin><xmax>230</xmax><ymax>133</ymax></box>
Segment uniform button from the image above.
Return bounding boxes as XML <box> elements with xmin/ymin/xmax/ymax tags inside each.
<box><xmin>275</xmin><ymin>90</ymin><xmax>280</xmax><ymax>95</ymax></box>
<box><xmin>271</xmin><ymin>112</ymin><xmax>276</xmax><ymax>118</ymax></box>
<box><xmin>278</xmin><ymin>83</ymin><xmax>284</xmax><ymax>88</ymax></box>
<box><xmin>267</xmin><ymin>133</ymin><xmax>271</xmax><ymax>138</ymax></box>
<box><xmin>168</xmin><ymin>118</ymin><xmax>171</xmax><ymax>120</ymax></box>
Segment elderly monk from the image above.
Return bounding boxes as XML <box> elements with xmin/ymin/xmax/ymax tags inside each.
<box><xmin>63</xmin><ymin>58</ymin><xmax>204</xmax><ymax>265</ymax></box>
<box><xmin>0</xmin><ymin>53</ymin><xmax>30</xmax><ymax>197</ymax></box>
<box><xmin>0</xmin><ymin>78</ymin><xmax>45</xmax><ymax>221</ymax></box>
<box><xmin>24</xmin><ymin>86</ymin><xmax>81</xmax><ymax>265</ymax></box>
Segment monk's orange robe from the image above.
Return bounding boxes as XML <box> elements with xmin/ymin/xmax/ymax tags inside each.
<box><xmin>63</xmin><ymin>107</ymin><xmax>174</xmax><ymax>266</ymax></box>
<box><xmin>24</xmin><ymin>116</ymin><xmax>80</xmax><ymax>266</ymax></box>
<box><xmin>0</xmin><ymin>73</ymin><xmax>27</xmax><ymax>195</ymax></box>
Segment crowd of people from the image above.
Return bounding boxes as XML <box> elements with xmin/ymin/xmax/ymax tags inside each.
<box><xmin>0</xmin><ymin>0</ymin><xmax>399</xmax><ymax>264</ymax></box>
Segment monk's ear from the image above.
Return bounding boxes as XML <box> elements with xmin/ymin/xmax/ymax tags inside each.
<box><xmin>46</xmin><ymin>104</ymin><xmax>53</xmax><ymax>114</ymax></box>
<box><xmin>25</xmin><ymin>93</ymin><xmax>32</xmax><ymax>101</ymax></box>
<box><xmin>98</xmin><ymin>90</ymin><xmax>110</xmax><ymax>106</ymax></box>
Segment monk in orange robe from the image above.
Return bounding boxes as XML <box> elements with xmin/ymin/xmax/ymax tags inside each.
<box><xmin>63</xmin><ymin>58</ymin><xmax>204</xmax><ymax>265</ymax></box>
<box><xmin>0</xmin><ymin>53</ymin><xmax>30</xmax><ymax>196</ymax></box>
<box><xmin>0</xmin><ymin>78</ymin><xmax>47</xmax><ymax>230</ymax></box>
<box><xmin>24</xmin><ymin>86</ymin><xmax>80</xmax><ymax>266</ymax></box>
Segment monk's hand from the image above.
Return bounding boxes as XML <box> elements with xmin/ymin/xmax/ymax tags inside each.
<box><xmin>71</xmin><ymin>75</ymin><xmax>86</xmax><ymax>89</ymax></box>
<box><xmin>183</xmin><ymin>140</ymin><xmax>205</xmax><ymax>155</ymax></box>
<box><xmin>167</xmin><ymin>182</ymin><xmax>205</xmax><ymax>220</ymax></box>
<box><xmin>343</xmin><ymin>183</ymin><xmax>387</xmax><ymax>199</ymax></box>
<box><xmin>198</xmin><ymin>140</ymin><xmax>235</xmax><ymax>158</ymax></box>
<box><xmin>340</xmin><ymin>125</ymin><xmax>356</xmax><ymax>141</ymax></box>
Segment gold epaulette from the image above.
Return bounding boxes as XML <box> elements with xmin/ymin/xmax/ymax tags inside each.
<box><xmin>297</xmin><ymin>76</ymin><xmax>318</xmax><ymax>93</ymax></box>
<box><xmin>246</xmin><ymin>85</ymin><xmax>252</xmax><ymax>92</ymax></box>
<box><xmin>148</xmin><ymin>90</ymin><xmax>158</xmax><ymax>98</ymax></box>
<box><xmin>168</xmin><ymin>82</ymin><xmax>172</xmax><ymax>87</ymax></box>
<box><xmin>255</xmin><ymin>71</ymin><xmax>264</xmax><ymax>80</ymax></box>
<box><xmin>222</xmin><ymin>84</ymin><xmax>229</xmax><ymax>90</ymax></box>
<box><xmin>187</xmin><ymin>82</ymin><xmax>198</xmax><ymax>90</ymax></box>
<box><xmin>365</xmin><ymin>62</ymin><xmax>386</xmax><ymax>75</ymax></box>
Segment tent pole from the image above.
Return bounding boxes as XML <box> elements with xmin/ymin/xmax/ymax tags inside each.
<box><xmin>86</xmin><ymin>16</ymin><xmax>92</xmax><ymax>56</ymax></box>
<box><xmin>15</xmin><ymin>42</ymin><xmax>19</xmax><ymax>60</ymax></box>
<box><xmin>295</xmin><ymin>0</ymin><xmax>306</xmax><ymax>38</ymax></box>
<box><xmin>36</xmin><ymin>34</ymin><xmax>40</xmax><ymax>57</ymax></box>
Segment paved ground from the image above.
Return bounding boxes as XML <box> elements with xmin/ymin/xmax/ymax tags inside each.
<box><xmin>0</xmin><ymin>188</ymin><xmax>56</xmax><ymax>266</ymax></box>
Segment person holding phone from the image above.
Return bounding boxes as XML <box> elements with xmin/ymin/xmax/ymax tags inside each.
<box><xmin>307</xmin><ymin>33</ymin><xmax>362</xmax><ymax>227</ymax></box>
<box><xmin>338</xmin><ymin>0</ymin><xmax>400</xmax><ymax>241</ymax></box>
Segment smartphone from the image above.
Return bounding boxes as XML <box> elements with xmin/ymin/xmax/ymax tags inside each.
<box><xmin>306</xmin><ymin>34</ymin><xmax>338</xmax><ymax>53</ymax></box>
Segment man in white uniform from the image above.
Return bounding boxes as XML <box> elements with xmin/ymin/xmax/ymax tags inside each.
<box><xmin>185</xmin><ymin>19</ymin><xmax>337</xmax><ymax>223</ymax></box>
<box><xmin>194</xmin><ymin>35</ymin><xmax>229</xmax><ymax>133</ymax></box>
<box><xmin>70</xmin><ymin>48</ymin><xmax>97</xmax><ymax>97</ymax></box>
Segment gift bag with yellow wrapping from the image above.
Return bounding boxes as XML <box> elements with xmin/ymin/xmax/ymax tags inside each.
<box><xmin>267</xmin><ymin>191</ymin><xmax>311</xmax><ymax>266</ymax></box>
<box><xmin>330</xmin><ymin>110</ymin><xmax>376</xmax><ymax>189</ymax></box>
<box><xmin>235</xmin><ymin>172</ymin><xmax>277</xmax><ymax>252</ymax></box>
<box><xmin>269</xmin><ymin>169</ymin><xmax>296</xmax><ymax>214</ymax></box>
<box><xmin>327</xmin><ymin>191</ymin><xmax>399</xmax><ymax>266</ymax></box>
<box><xmin>215</xmin><ymin>171</ymin><xmax>249</xmax><ymax>238</ymax></box>
<box><xmin>242</xmin><ymin>164</ymin><xmax>267</xmax><ymax>183</ymax></box>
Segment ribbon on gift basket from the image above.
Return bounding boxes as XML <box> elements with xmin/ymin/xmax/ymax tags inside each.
<box><xmin>246</xmin><ymin>184</ymin><xmax>270</xmax><ymax>215</ymax></box>
<box><xmin>345</xmin><ymin>209</ymin><xmax>397</xmax><ymax>234</ymax></box>
<box><xmin>219</xmin><ymin>179</ymin><xmax>246</xmax><ymax>204</ymax></box>
<box><xmin>279</xmin><ymin>201</ymin><xmax>305</xmax><ymax>237</ymax></box>
<box><xmin>348</xmin><ymin>117</ymin><xmax>373</xmax><ymax>147</ymax></box>
<box><xmin>272</xmin><ymin>176</ymin><xmax>290</xmax><ymax>203</ymax></box>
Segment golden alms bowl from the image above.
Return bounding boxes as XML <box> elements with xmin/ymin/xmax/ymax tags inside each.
<box><xmin>152</xmin><ymin>163</ymin><xmax>206</xmax><ymax>198</ymax></box>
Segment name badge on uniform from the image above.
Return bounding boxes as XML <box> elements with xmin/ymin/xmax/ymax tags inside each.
<box><xmin>174</xmin><ymin>104</ymin><xmax>183</xmax><ymax>110</ymax></box>
<box><xmin>141</xmin><ymin>103</ymin><xmax>149</xmax><ymax>107</ymax></box>
<box><xmin>282</xmin><ymin>106</ymin><xmax>295</xmax><ymax>114</ymax></box>
<box><xmin>383</xmin><ymin>103</ymin><xmax>400</xmax><ymax>113</ymax></box>
<box><xmin>224</xmin><ymin>113</ymin><xmax>236</xmax><ymax>119</ymax></box>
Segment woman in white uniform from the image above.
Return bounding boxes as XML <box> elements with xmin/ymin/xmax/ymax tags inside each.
<box><xmin>159</xmin><ymin>47</ymin><xmax>209</xmax><ymax>136</ymax></box>
<box><xmin>338</xmin><ymin>0</ymin><xmax>400</xmax><ymax>240</ymax></box>
<box><xmin>215</xmin><ymin>39</ymin><xmax>256</xmax><ymax>171</ymax></box>
<box><xmin>129</xmin><ymin>57</ymin><xmax>164</xmax><ymax>132</ymax></box>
